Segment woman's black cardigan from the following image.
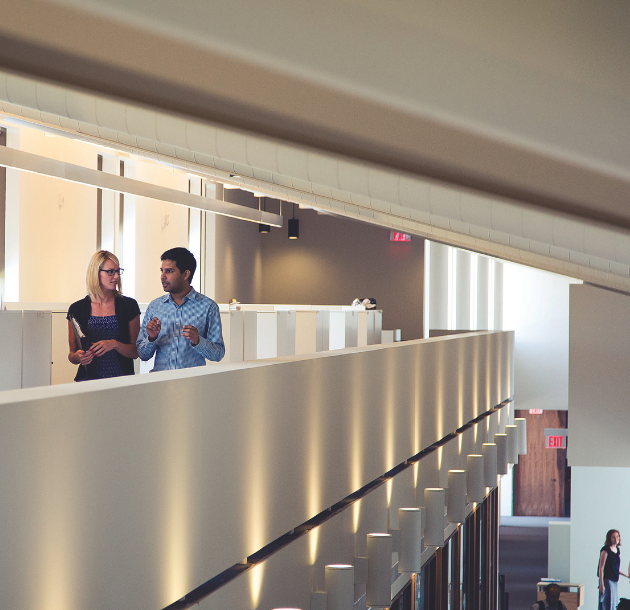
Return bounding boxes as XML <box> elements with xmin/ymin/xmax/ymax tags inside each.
<box><xmin>67</xmin><ymin>295</ymin><xmax>140</xmax><ymax>381</ymax></box>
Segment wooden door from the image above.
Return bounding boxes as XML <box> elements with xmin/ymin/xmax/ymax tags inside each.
<box><xmin>512</xmin><ymin>410</ymin><xmax>569</xmax><ymax>517</ymax></box>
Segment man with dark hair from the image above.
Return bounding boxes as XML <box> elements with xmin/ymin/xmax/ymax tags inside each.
<box><xmin>137</xmin><ymin>247</ymin><xmax>224</xmax><ymax>370</ymax></box>
<box><xmin>531</xmin><ymin>584</ymin><xmax>566</xmax><ymax>610</ymax></box>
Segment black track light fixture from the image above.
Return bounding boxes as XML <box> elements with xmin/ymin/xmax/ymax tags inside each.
<box><xmin>288</xmin><ymin>203</ymin><xmax>299</xmax><ymax>239</ymax></box>
<box><xmin>258</xmin><ymin>196</ymin><xmax>270</xmax><ymax>233</ymax></box>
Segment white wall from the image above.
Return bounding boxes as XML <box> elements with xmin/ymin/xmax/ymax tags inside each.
<box><xmin>0</xmin><ymin>120</ymin><xmax>217</xmax><ymax>307</ymax></box>
<box><xmin>503</xmin><ymin>261</ymin><xmax>576</xmax><ymax>411</ymax></box>
<box><xmin>570</xmin><ymin>467</ymin><xmax>630</xmax><ymax>610</ymax></box>
<box><xmin>569</xmin><ymin>284</ymin><xmax>630</xmax><ymax>466</ymax></box>
<box><xmin>4</xmin><ymin>126</ymin><xmax>98</xmax><ymax>303</ymax></box>
<box><xmin>132</xmin><ymin>160</ymin><xmax>190</xmax><ymax>303</ymax></box>
<box><xmin>568</xmin><ymin>284</ymin><xmax>630</xmax><ymax>609</ymax></box>
<box><xmin>0</xmin><ymin>332</ymin><xmax>513</xmax><ymax>610</ymax></box>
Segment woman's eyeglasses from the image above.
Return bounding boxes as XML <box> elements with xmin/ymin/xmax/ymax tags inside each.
<box><xmin>99</xmin><ymin>268</ymin><xmax>124</xmax><ymax>276</ymax></box>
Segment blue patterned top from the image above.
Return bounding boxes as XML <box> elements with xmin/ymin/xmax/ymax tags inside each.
<box><xmin>87</xmin><ymin>315</ymin><xmax>124</xmax><ymax>379</ymax></box>
<box><xmin>136</xmin><ymin>288</ymin><xmax>224</xmax><ymax>371</ymax></box>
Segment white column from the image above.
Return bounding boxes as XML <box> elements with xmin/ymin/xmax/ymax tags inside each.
<box><xmin>428</xmin><ymin>241</ymin><xmax>449</xmax><ymax>331</ymax></box>
<box><xmin>366</xmin><ymin>534</ymin><xmax>392</xmax><ymax>608</ymax></box>
<box><xmin>455</xmin><ymin>249</ymin><xmax>472</xmax><ymax>330</ymax></box>
<box><xmin>494</xmin><ymin>260</ymin><xmax>504</xmax><ymax>331</ymax></box>
<box><xmin>477</xmin><ymin>255</ymin><xmax>490</xmax><ymax>330</ymax></box>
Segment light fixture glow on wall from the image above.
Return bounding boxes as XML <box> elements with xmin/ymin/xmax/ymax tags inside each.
<box><xmin>424</xmin><ymin>488</ymin><xmax>446</xmax><ymax>547</ymax></box>
<box><xmin>366</xmin><ymin>533</ymin><xmax>392</xmax><ymax>608</ymax></box>
<box><xmin>515</xmin><ymin>417</ymin><xmax>528</xmax><ymax>455</ymax></box>
<box><xmin>398</xmin><ymin>508</ymin><xmax>424</xmax><ymax>573</ymax></box>
<box><xmin>447</xmin><ymin>470</ymin><xmax>467</xmax><ymax>523</ymax></box>
<box><xmin>325</xmin><ymin>564</ymin><xmax>354</xmax><ymax>610</ymax></box>
<box><xmin>466</xmin><ymin>455</ymin><xmax>485</xmax><ymax>503</ymax></box>
<box><xmin>288</xmin><ymin>203</ymin><xmax>299</xmax><ymax>239</ymax></box>
<box><xmin>481</xmin><ymin>443</ymin><xmax>498</xmax><ymax>487</ymax></box>
<box><xmin>494</xmin><ymin>433</ymin><xmax>509</xmax><ymax>475</ymax></box>
<box><xmin>505</xmin><ymin>424</ymin><xmax>519</xmax><ymax>465</ymax></box>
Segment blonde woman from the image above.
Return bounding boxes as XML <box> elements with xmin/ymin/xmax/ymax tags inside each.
<box><xmin>67</xmin><ymin>250</ymin><xmax>140</xmax><ymax>381</ymax></box>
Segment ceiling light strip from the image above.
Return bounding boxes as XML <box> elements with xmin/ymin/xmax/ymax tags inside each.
<box><xmin>0</xmin><ymin>145</ymin><xmax>283</xmax><ymax>227</ymax></box>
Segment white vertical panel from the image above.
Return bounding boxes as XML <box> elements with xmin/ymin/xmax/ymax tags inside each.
<box><xmin>494</xmin><ymin>261</ymin><xmax>504</xmax><ymax>331</ymax></box>
<box><xmin>122</xmin><ymin>195</ymin><xmax>136</xmax><ymax>298</ymax></box>
<box><xmin>428</xmin><ymin>241</ymin><xmax>449</xmax><ymax>330</ymax></box>
<box><xmin>243</xmin><ymin>310</ymin><xmax>257</xmax><ymax>361</ymax></box>
<box><xmin>373</xmin><ymin>310</ymin><xmax>382</xmax><ymax>344</ymax></box>
<box><xmin>188</xmin><ymin>177</ymin><xmax>202</xmax><ymax>294</ymax></box>
<box><xmin>256</xmin><ymin>312</ymin><xmax>277</xmax><ymax>359</ymax></box>
<box><xmin>294</xmin><ymin>311</ymin><xmax>316</xmax><ymax>355</ymax></box>
<box><xmin>4</xmin><ymin>166</ymin><xmax>19</xmax><ymax>301</ymax></box>
<box><xmin>455</xmin><ymin>249</ymin><xmax>471</xmax><ymax>330</ymax></box>
<box><xmin>548</xmin><ymin>521</ymin><xmax>570</xmax><ymax>582</ymax></box>
<box><xmin>504</xmin><ymin>261</ymin><xmax>572</xmax><ymax>412</ymax></box>
<box><xmin>329</xmin><ymin>311</ymin><xmax>346</xmax><ymax>350</ymax></box>
<box><xmin>228</xmin><ymin>310</ymin><xmax>243</xmax><ymax>363</ymax></box>
<box><xmin>0</xmin><ymin>310</ymin><xmax>23</xmax><ymax>390</ymax></box>
<box><xmin>423</xmin><ymin>240</ymin><xmax>430</xmax><ymax>338</ymax></box>
<box><xmin>344</xmin><ymin>311</ymin><xmax>358</xmax><ymax>348</ymax></box>
<box><xmin>204</xmin><ymin>211</ymin><xmax>216</xmax><ymax>300</ymax></box>
<box><xmin>51</xmin><ymin>311</ymin><xmax>76</xmax><ymax>385</ymax></box>
<box><xmin>276</xmin><ymin>311</ymin><xmax>296</xmax><ymax>357</ymax></box>
<box><xmin>220</xmin><ymin>311</ymin><xmax>231</xmax><ymax>363</ymax></box>
<box><xmin>100</xmin><ymin>154</ymin><xmax>116</xmax><ymax>253</ymax></box>
<box><xmin>316</xmin><ymin>310</ymin><xmax>325</xmax><ymax>352</ymax></box>
<box><xmin>188</xmin><ymin>209</ymin><xmax>202</xmax><ymax>293</ymax></box>
<box><xmin>366</xmin><ymin>310</ymin><xmax>375</xmax><ymax>345</ymax></box>
<box><xmin>356</xmin><ymin>311</ymin><xmax>368</xmax><ymax>347</ymax></box>
<box><xmin>477</xmin><ymin>256</ymin><xmax>490</xmax><ymax>331</ymax></box>
<box><xmin>22</xmin><ymin>311</ymin><xmax>51</xmax><ymax>388</ymax></box>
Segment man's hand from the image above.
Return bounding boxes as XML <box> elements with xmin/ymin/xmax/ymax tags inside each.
<box><xmin>147</xmin><ymin>317</ymin><xmax>161</xmax><ymax>341</ymax></box>
<box><xmin>182</xmin><ymin>325</ymin><xmax>199</xmax><ymax>346</ymax></box>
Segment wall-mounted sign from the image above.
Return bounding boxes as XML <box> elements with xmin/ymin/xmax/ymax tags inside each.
<box><xmin>390</xmin><ymin>231</ymin><xmax>411</xmax><ymax>242</ymax></box>
<box><xmin>529</xmin><ymin>409</ymin><xmax>543</xmax><ymax>414</ymax></box>
<box><xmin>546</xmin><ymin>435</ymin><xmax>566</xmax><ymax>449</ymax></box>
<box><xmin>544</xmin><ymin>427</ymin><xmax>568</xmax><ymax>449</ymax></box>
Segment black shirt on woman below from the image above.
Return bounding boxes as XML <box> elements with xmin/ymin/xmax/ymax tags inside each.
<box><xmin>601</xmin><ymin>545</ymin><xmax>621</xmax><ymax>582</ymax></box>
<box><xmin>67</xmin><ymin>295</ymin><xmax>140</xmax><ymax>381</ymax></box>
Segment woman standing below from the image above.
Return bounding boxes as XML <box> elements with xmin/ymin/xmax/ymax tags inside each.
<box><xmin>599</xmin><ymin>529</ymin><xmax>630</xmax><ymax>610</ymax></box>
<box><xmin>67</xmin><ymin>250</ymin><xmax>140</xmax><ymax>381</ymax></box>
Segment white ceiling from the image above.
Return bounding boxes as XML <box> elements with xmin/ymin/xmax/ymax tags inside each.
<box><xmin>1</xmin><ymin>1</ymin><xmax>630</xmax><ymax>290</ymax></box>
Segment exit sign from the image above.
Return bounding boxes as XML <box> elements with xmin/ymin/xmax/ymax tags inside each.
<box><xmin>529</xmin><ymin>409</ymin><xmax>543</xmax><ymax>414</ymax></box>
<box><xmin>546</xmin><ymin>435</ymin><xmax>566</xmax><ymax>449</ymax></box>
<box><xmin>390</xmin><ymin>231</ymin><xmax>411</xmax><ymax>242</ymax></box>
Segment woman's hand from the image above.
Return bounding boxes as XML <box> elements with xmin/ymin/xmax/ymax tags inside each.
<box><xmin>76</xmin><ymin>350</ymin><xmax>94</xmax><ymax>365</ymax></box>
<box><xmin>89</xmin><ymin>340</ymin><xmax>119</xmax><ymax>358</ymax></box>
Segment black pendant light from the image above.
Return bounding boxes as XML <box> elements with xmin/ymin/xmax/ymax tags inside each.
<box><xmin>288</xmin><ymin>203</ymin><xmax>299</xmax><ymax>239</ymax></box>
<box><xmin>258</xmin><ymin>196</ymin><xmax>270</xmax><ymax>233</ymax></box>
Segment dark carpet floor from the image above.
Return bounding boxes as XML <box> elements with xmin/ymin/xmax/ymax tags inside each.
<box><xmin>499</xmin><ymin>526</ymin><xmax>548</xmax><ymax>610</ymax></box>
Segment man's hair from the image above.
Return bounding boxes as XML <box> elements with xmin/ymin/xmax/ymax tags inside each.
<box><xmin>544</xmin><ymin>583</ymin><xmax>561</xmax><ymax>595</ymax></box>
<box><xmin>161</xmin><ymin>247</ymin><xmax>197</xmax><ymax>282</ymax></box>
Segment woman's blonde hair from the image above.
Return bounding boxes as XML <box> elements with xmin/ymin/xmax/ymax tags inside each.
<box><xmin>86</xmin><ymin>250</ymin><xmax>122</xmax><ymax>301</ymax></box>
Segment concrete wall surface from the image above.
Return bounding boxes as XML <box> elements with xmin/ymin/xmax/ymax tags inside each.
<box><xmin>569</xmin><ymin>284</ymin><xmax>630</xmax><ymax>466</ymax></box>
<box><xmin>0</xmin><ymin>331</ymin><xmax>513</xmax><ymax>610</ymax></box>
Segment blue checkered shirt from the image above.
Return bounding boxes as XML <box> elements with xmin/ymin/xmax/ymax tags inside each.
<box><xmin>137</xmin><ymin>288</ymin><xmax>225</xmax><ymax>371</ymax></box>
